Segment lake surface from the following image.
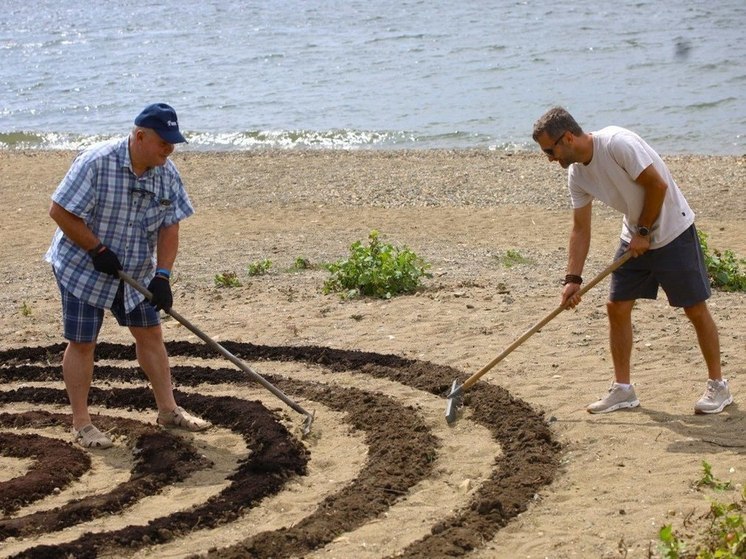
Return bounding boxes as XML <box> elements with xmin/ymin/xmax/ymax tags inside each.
<box><xmin>1</xmin><ymin>0</ymin><xmax>744</xmax><ymax>154</ymax></box>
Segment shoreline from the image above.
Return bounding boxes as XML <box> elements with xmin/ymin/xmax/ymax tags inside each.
<box><xmin>1</xmin><ymin>145</ymin><xmax>744</xmax><ymax>156</ymax></box>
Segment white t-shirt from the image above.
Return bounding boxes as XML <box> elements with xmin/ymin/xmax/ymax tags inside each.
<box><xmin>568</xmin><ymin>126</ymin><xmax>694</xmax><ymax>249</ymax></box>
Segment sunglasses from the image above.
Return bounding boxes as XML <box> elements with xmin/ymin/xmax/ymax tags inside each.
<box><xmin>542</xmin><ymin>131</ymin><xmax>566</xmax><ymax>156</ymax></box>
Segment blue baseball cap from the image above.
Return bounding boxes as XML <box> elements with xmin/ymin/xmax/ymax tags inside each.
<box><xmin>134</xmin><ymin>103</ymin><xmax>187</xmax><ymax>144</ymax></box>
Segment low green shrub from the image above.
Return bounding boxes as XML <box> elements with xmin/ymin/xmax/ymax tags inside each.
<box><xmin>658</xmin><ymin>461</ymin><xmax>744</xmax><ymax>558</ymax></box>
<box><xmin>247</xmin><ymin>258</ymin><xmax>272</xmax><ymax>276</ymax></box>
<box><xmin>292</xmin><ymin>257</ymin><xmax>312</xmax><ymax>270</ymax></box>
<box><xmin>496</xmin><ymin>248</ymin><xmax>533</xmax><ymax>268</ymax></box>
<box><xmin>698</xmin><ymin>230</ymin><xmax>746</xmax><ymax>292</ymax></box>
<box><xmin>323</xmin><ymin>230</ymin><xmax>431</xmax><ymax>299</ymax></box>
<box><xmin>214</xmin><ymin>271</ymin><xmax>242</xmax><ymax>288</ymax></box>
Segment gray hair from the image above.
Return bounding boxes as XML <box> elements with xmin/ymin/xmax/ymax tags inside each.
<box><xmin>532</xmin><ymin>106</ymin><xmax>583</xmax><ymax>141</ymax></box>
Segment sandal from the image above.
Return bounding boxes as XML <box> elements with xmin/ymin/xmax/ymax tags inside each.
<box><xmin>72</xmin><ymin>424</ymin><xmax>114</xmax><ymax>449</ymax></box>
<box><xmin>157</xmin><ymin>406</ymin><xmax>211</xmax><ymax>432</ymax></box>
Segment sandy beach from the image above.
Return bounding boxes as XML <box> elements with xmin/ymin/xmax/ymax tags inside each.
<box><xmin>0</xmin><ymin>149</ymin><xmax>744</xmax><ymax>558</ymax></box>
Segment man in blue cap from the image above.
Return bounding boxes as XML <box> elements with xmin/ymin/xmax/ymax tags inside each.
<box><xmin>46</xmin><ymin>103</ymin><xmax>210</xmax><ymax>449</ymax></box>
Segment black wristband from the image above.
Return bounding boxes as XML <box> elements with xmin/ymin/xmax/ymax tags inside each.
<box><xmin>563</xmin><ymin>274</ymin><xmax>583</xmax><ymax>285</ymax></box>
<box><xmin>87</xmin><ymin>243</ymin><xmax>105</xmax><ymax>258</ymax></box>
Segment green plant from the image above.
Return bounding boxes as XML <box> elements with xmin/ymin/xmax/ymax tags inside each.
<box><xmin>247</xmin><ymin>258</ymin><xmax>272</xmax><ymax>276</ymax></box>
<box><xmin>697</xmin><ymin>230</ymin><xmax>746</xmax><ymax>292</ymax></box>
<box><xmin>697</xmin><ymin>497</ymin><xmax>745</xmax><ymax>558</ymax></box>
<box><xmin>20</xmin><ymin>301</ymin><xmax>32</xmax><ymax>317</ymax></box>
<box><xmin>657</xmin><ymin>462</ymin><xmax>744</xmax><ymax>558</ymax></box>
<box><xmin>292</xmin><ymin>257</ymin><xmax>312</xmax><ymax>270</ymax></box>
<box><xmin>496</xmin><ymin>249</ymin><xmax>532</xmax><ymax>268</ymax></box>
<box><xmin>323</xmin><ymin>230</ymin><xmax>431</xmax><ymax>299</ymax></box>
<box><xmin>214</xmin><ymin>271</ymin><xmax>242</xmax><ymax>288</ymax></box>
<box><xmin>658</xmin><ymin>524</ymin><xmax>687</xmax><ymax>558</ymax></box>
<box><xmin>696</xmin><ymin>460</ymin><xmax>732</xmax><ymax>491</ymax></box>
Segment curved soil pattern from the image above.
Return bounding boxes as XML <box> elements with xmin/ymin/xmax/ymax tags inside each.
<box><xmin>0</xmin><ymin>341</ymin><xmax>560</xmax><ymax>558</ymax></box>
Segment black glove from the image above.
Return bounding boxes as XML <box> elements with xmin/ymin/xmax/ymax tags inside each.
<box><xmin>147</xmin><ymin>274</ymin><xmax>173</xmax><ymax>312</ymax></box>
<box><xmin>89</xmin><ymin>243</ymin><xmax>123</xmax><ymax>278</ymax></box>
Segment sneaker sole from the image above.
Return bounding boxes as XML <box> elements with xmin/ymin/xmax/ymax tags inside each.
<box><xmin>694</xmin><ymin>395</ymin><xmax>734</xmax><ymax>415</ymax></box>
<box><xmin>587</xmin><ymin>399</ymin><xmax>640</xmax><ymax>414</ymax></box>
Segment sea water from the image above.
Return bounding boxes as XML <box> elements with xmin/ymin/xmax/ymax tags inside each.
<box><xmin>1</xmin><ymin>0</ymin><xmax>744</xmax><ymax>154</ymax></box>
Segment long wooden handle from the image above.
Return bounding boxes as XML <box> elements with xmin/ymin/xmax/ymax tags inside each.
<box><xmin>117</xmin><ymin>271</ymin><xmax>314</xmax><ymax>419</ymax></box>
<box><xmin>461</xmin><ymin>252</ymin><xmax>632</xmax><ymax>391</ymax></box>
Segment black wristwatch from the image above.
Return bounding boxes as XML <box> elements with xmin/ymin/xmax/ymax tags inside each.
<box><xmin>636</xmin><ymin>225</ymin><xmax>651</xmax><ymax>237</ymax></box>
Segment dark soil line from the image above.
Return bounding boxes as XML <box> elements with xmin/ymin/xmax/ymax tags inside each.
<box><xmin>0</xmin><ymin>341</ymin><xmax>562</xmax><ymax>559</ymax></box>
<box><xmin>193</xmin><ymin>342</ymin><xmax>563</xmax><ymax>558</ymax></box>
<box><xmin>0</xmin><ymin>388</ymin><xmax>306</xmax><ymax>559</ymax></box>
<box><xmin>0</xmin><ymin>410</ymin><xmax>209</xmax><ymax>542</ymax></box>
<box><xmin>1</xmin><ymin>373</ymin><xmax>436</xmax><ymax>559</ymax></box>
<box><xmin>200</xmin><ymin>379</ymin><xmax>438</xmax><ymax>559</ymax></box>
<box><xmin>0</xmin><ymin>432</ymin><xmax>90</xmax><ymax>515</ymax></box>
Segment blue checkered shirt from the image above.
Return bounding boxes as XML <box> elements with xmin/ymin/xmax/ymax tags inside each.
<box><xmin>45</xmin><ymin>137</ymin><xmax>194</xmax><ymax>312</ymax></box>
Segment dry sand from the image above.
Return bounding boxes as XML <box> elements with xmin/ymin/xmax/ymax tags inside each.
<box><xmin>0</xmin><ymin>149</ymin><xmax>744</xmax><ymax>558</ymax></box>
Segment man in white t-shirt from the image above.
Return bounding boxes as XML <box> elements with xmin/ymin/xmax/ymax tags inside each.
<box><xmin>532</xmin><ymin>106</ymin><xmax>732</xmax><ymax>415</ymax></box>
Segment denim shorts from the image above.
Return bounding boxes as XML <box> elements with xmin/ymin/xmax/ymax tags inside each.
<box><xmin>610</xmin><ymin>224</ymin><xmax>711</xmax><ymax>308</ymax></box>
<box><xmin>56</xmin><ymin>277</ymin><xmax>160</xmax><ymax>342</ymax></box>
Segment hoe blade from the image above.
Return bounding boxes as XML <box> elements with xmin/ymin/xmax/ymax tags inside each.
<box><xmin>445</xmin><ymin>379</ymin><xmax>463</xmax><ymax>424</ymax></box>
<box><xmin>301</xmin><ymin>410</ymin><xmax>315</xmax><ymax>437</ymax></box>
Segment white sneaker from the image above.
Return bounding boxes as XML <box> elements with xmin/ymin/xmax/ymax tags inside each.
<box><xmin>587</xmin><ymin>382</ymin><xmax>640</xmax><ymax>414</ymax></box>
<box><xmin>694</xmin><ymin>379</ymin><xmax>733</xmax><ymax>414</ymax></box>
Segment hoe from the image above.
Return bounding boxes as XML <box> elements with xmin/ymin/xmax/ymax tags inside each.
<box><xmin>445</xmin><ymin>252</ymin><xmax>632</xmax><ymax>424</ymax></box>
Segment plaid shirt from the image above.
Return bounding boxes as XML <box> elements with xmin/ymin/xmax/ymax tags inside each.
<box><xmin>45</xmin><ymin>137</ymin><xmax>194</xmax><ymax>312</ymax></box>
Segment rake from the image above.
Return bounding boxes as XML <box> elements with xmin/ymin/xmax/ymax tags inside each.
<box><xmin>445</xmin><ymin>252</ymin><xmax>632</xmax><ymax>424</ymax></box>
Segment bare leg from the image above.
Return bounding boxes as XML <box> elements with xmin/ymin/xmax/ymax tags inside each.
<box><xmin>683</xmin><ymin>301</ymin><xmax>722</xmax><ymax>380</ymax></box>
<box><xmin>129</xmin><ymin>325</ymin><xmax>177</xmax><ymax>414</ymax></box>
<box><xmin>607</xmin><ymin>299</ymin><xmax>636</xmax><ymax>384</ymax></box>
<box><xmin>62</xmin><ymin>341</ymin><xmax>97</xmax><ymax>430</ymax></box>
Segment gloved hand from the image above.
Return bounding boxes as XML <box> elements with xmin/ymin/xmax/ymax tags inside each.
<box><xmin>89</xmin><ymin>244</ymin><xmax>123</xmax><ymax>278</ymax></box>
<box><xmin>147</xmin><ymin>274</ymin><xmax>173</xmax><ymax>312</ymax></box>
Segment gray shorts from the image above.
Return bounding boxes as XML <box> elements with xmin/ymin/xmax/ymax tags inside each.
<box><xmin>610</xmin><ymin>224</ymin><xmax>711</xmax><ymax>308</ymax></box>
